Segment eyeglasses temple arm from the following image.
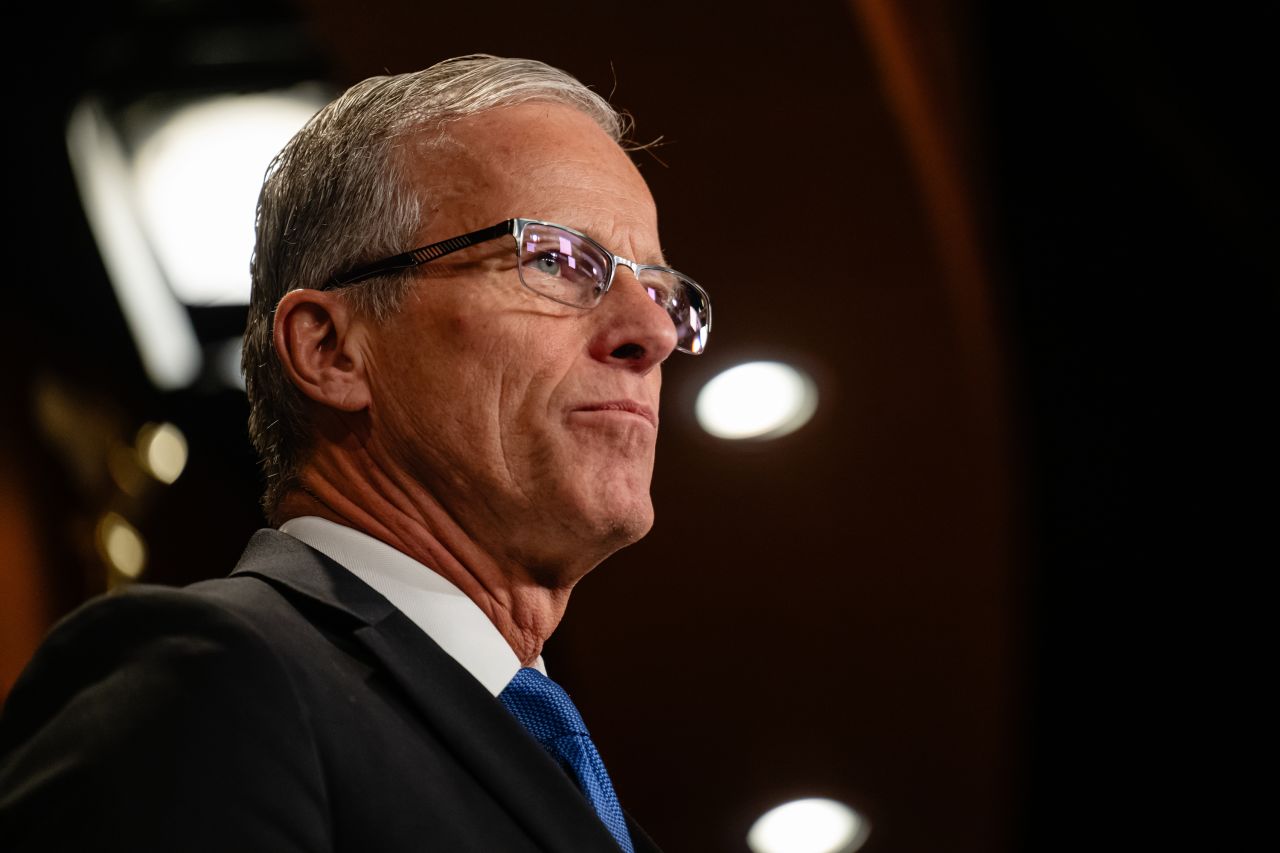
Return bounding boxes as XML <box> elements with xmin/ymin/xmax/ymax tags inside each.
<box><xmin>326</xmin><ymin>220</ymin><xmax>515</xmax><ymax>288</ymax></box>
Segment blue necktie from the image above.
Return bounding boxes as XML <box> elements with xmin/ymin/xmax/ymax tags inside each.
<box><xmin>499</xmin><ymin>667</ymin><xmax>636</xmax><ymax>853</ymax></box>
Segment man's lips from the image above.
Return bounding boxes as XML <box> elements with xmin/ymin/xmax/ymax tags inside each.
<box><xmin>571</xmin><ymin>400</ymin><xmax>658</xmax><ymax>427</ymax></box>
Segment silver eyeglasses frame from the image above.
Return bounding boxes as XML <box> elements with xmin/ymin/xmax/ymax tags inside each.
<box><xmin>327</xmin><ymin>217</ymin><xmax>711</xmax><ymax>355</ymax></box>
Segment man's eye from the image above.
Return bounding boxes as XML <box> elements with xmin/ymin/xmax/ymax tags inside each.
<box><xmin>529</xmin><ymin>253</ymin><xmax>563</xmax><ymax>277</ymax></box>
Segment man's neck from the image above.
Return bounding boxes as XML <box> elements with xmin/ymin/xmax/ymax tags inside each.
<box><xmin>277</xmin><ymin>464</ymin><xmax>574</xmax><ymax>667</ymax></box>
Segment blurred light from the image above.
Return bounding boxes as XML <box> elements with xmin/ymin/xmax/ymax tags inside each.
<box><xmin>696</xmin><ymin>361</ymin><xmax>818</xmax><ymax>440</ymax></box>
<box><xmin>137</xmin><ymin>422</ymin><xmax>188</xmax><ymax>485</ymax></box>
<box><xmin>107</xmin><ymin>443</ymin><xmax>149</xmax><ymax>497</ymax></box>
<box><xmin>66</xmin><ymin>84</ymin><xmax>329</xmax><ymax>391</ymax></box>
<box><xmin>747</xmin><ymin>798</ymin><xmax>869</xmax><ymax>853</ymax></box>
<box><xmin>133</xmin><ymin>88</ymin><xmax>326</xmax><ymax>306</ymax></box>
<box><xmin>215</xmin><ymin>336</ymin><xmax>247</xmax><ymax>391</ymax></box>
<box><xmin>67</xmin><ymin>99</ymin><xmax>201</xmax><ymax>390</ymax></box>
<box><xmin>97</xmin><ymin>512</ymin><xmax>147</xmax><ymax>579</ymax></box>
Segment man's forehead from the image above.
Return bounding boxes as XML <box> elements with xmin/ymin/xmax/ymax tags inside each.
<box><xmin>402</xmin><ymin>103</ymin><xmax>660</xmax><ymax>249</ymax></box>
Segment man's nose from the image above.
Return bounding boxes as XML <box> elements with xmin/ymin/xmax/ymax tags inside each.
<box><xmin>587</xmin><ymin>269</ymin><xmax>679</xmax><ymax>372</ymax></box>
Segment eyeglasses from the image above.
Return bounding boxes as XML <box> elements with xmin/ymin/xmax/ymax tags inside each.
<box><xmin>327</xmin><ymin>218</ymin><xmax>711</xmax><ymax>355</ymax></box>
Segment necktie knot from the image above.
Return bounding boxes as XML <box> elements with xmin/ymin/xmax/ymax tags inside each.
<box><xmin>500</xmin><ymin>667</ymin><xmax>591</xmax><ymax>745</ymax></box>
<box><xmin>500</xmin><ymin>667</ymin><xmax>635</xmax><ymax>853</ymax></box>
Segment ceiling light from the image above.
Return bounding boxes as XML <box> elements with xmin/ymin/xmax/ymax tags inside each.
<box><xmin>132</xmin><ymin>88</ymin><xmax>327</xmax><ymax>306</ymax></box>
<box><xmin>67</xmin><ymin>99</ymin><xmax>201</xmax><ymax>390</ymax></box>
<box><xmin>66</xmin><ymin>84</ymin><xmax>330</xmax><ymax>391</ymax></box>
<box><xmin>747</xmin><ymin>798</ymin><xmax>869</xmax><ymax>853</ymax></box>
<box><xmin>695</xmin><ymin>361</ymin><xmax>818</xmax><ymax>440</ymax></box>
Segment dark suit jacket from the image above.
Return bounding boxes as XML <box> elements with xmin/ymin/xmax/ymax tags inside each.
<box><xmin>0</xmin><ymin>529</ymin><xmax>660</xmax><ymax>852</ymax></box>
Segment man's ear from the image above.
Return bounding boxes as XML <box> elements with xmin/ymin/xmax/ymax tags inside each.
<box><xmin>273</xmin><ymin>288</ymin><xmax>372</xmax><ymax>412</ymax></box>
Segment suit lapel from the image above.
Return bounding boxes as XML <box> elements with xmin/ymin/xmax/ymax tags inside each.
<box><xmin>232</xmin><ymin>530</ymin><xmax>633</xmax><ymax>853</ymax></box>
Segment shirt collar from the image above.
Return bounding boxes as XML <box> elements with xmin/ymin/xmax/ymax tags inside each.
<box><xmin>278</xmin><ymin>516</ymin><xmax>545</xmax><ymax>696</ymax></box>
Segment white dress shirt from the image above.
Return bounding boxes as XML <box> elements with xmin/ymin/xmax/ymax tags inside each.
<box><xmin>278</xmin><ymin>516</ymin><xmax>545</xmax><ymax>696</ymax></box>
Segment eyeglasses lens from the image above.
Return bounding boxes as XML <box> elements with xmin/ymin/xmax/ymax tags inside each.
<box><xmin>517</xmin><ymin>222</ymin><xmax>709</xmax><ymax>355</ymax></box>
<box><xmin>517</xmin><ymin>223</ymin><xmax>609</xmax><ymax>308</ymax></box>
<box><xmin>637</xmin><ymin>269</ymin><xmax>709</xmax><ymax>355</ymax></box>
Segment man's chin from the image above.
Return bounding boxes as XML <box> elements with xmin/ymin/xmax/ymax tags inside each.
<box><xmin>519</xmin><ymin>502</ymin><xmax>652</xmax><ymax>588</ymax></box>
<box><xmin>604</xmin><ymin>504</ymin><xmax>655</xmax><ymax>549</ymax></box>
<box><xmin>569</xmin><ymin>491</ymin><xmax>655</xmax><ymax>562</ymax></box>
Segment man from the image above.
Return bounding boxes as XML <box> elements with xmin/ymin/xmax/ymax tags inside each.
<box><xmin>0</xmin><ymin>55</ymin><xmax>710</xmax><ymax>851</ymax></box>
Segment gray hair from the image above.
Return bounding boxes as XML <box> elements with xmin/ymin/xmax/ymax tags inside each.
<box><xmin>243</xmin><ymin>55</ymin><xmax>626</xmax><ymax>522</ymax></box>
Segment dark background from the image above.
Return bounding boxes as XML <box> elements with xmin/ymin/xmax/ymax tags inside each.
<box><xmin>3</xmin><ymin>1</ymin><xmax>1270</xmax><ymax>851</ymax></box>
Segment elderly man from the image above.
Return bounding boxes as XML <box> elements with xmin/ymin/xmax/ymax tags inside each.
<box><xmin>0</xmin><ymin>55</ymin><xmax>709</xmax><ymax>852</ymax></box>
